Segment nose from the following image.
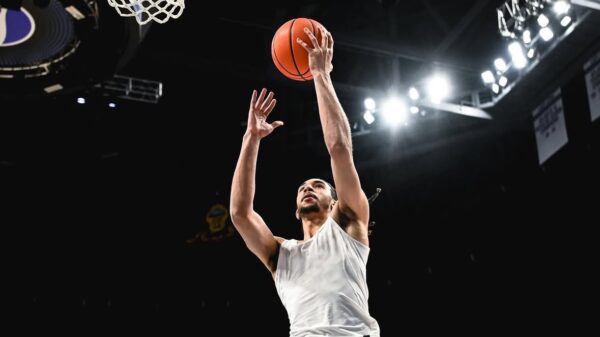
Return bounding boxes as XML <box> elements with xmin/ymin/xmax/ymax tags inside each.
<box><xmin>300</xmin><ymin>185</ymin><xmax>314</xmax><ymax>193</ymax></box>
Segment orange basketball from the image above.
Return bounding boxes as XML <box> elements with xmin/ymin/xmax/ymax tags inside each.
<box><xmin>271</xmin><ymin>18</ymin><xmax>325</xmax><ymax>81</ymax></box>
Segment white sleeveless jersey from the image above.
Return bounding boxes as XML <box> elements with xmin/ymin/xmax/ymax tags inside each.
<box><xmin>274</xmin><ymin>217</ymin><xmax>380</xmax><ymax>337</ymax></box>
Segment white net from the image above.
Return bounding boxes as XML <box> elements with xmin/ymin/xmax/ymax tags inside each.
<box><xmin>107</xmin><ymin>0</ymin><xmax>185</xmax><ymax>25</ymax></box>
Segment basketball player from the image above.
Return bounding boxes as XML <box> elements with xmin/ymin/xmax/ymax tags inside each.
<box><xmin>230</xmin><ymin>26</ymin><xmax>380</xmax><ymax>337</ymax></box>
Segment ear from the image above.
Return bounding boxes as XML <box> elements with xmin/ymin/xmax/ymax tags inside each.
<box><xmin>295</xmin><ymin>209</ymin><xmax>300</xmax><ymax>220</ymax></box>
<box><xmin>329</xmin><ymin>200</ymin><xmax>336</xmax><ymax>210</ymax></box>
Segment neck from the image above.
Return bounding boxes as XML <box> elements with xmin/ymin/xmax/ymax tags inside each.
<box><xmin>300</xmin><ymin>212</ymin><xmax>329</xmax><ymax>241</ymax></box>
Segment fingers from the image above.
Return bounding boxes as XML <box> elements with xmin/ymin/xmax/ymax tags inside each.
<box><xmin>264</xmin><ymin>99</ymin><xmax>277</xmax><ymax>117</ymax></box>
<box><xmin>249</xmin><ymin>90</ymin><xmax>257</xmax><ymax>109</ymax></box>
<box><xmin>327</xmin><ymin>31</ymin><xmax>333</xmax><ymax>49</ymax></box>
<box><xmin>271</xmin><ymin>121</ymin><xmax>284</xmax><ymax>129</ymax></box>
<box><xmin>304</xmin><ymin>27</ymin><xmax>320</xmax><ymax>49</ymax></box>
<box><xmin>296</xmin><ymin>37</ymin><xmax>310</xmax><ymax>52</ymax></box>
<box><xmin>319</xmin><ymin>26</ymin><xmax>327</xmax><ymax>48</ymax></box>
<box><xmin>260</xmin><ymin>91</ymin><xmax>274</xmax><ymax>111</ymax></box>
<box><xmin>255</xmin><ymin>88</ymin><xmax>267</xmax><ymax>109</ymax></box>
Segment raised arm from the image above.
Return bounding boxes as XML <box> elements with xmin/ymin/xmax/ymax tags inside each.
<box><xmin>230</xmin><ymin>89</ymin><xmax>284</xmax><ymax>272</ymax></box>
<box><xmin>297</xmin><ymin>27</ymin><xmax>370</xmax><ymax>243</ymax></box>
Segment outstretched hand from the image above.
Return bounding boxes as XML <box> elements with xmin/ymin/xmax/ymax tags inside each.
<box><xmin>296</xmin><ymin>26</ymin><xmax>334</xmax><ymax>78</ymax></box>
<box><xmin>246</xmin><ymin>88</ymin><xmax>283</xmax><ymax>139</ymax></box>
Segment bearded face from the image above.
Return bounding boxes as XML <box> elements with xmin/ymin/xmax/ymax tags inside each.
<box><xmin>296</xmin><ymin>179</ymin><xmax>335</xmax><ymax>217</ymax></box>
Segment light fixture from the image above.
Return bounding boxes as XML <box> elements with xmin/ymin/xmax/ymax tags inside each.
<box><xmin>381</xmin><ymin>97</ymin><xmax>408</xmax><ymax>126</ymax></box>
<box><xmin>364</xmin><ymin>98</ymin><xmax>376</xmax><ymax>111</ymax></box>
<box><xmin>499</xmin><ymin>76</ymin><xmax>508</xmax><ymax>87</ymax></box>
<box><xmin>537</xmin><ymin>14</ymin><xmax>550</xmax><ymax>27</ymax></box>
<box><xmin>426</xmin><ymin>75</ymin><xmax>451</xmax><ymax>104</ymax></box>
<box><xmin>508</xmin><ymin>42</ymin><xmax>528</xmax><ymax>69</ymax></box>
<box><xmin>408</xmin><ymin>87</ymin><xmax>420</xmax><ymax>101</ymax></box>
<box><xmin>540</xmin><ymin>27</ymin><xmax>554</xmax><ymax>41</ymax></box>
<box><xmin>363</xmin><ymin>110</ymin><xmax>375</xmax><ymax>125</ymax></box>
<box><xmin>522</xmin><ymin>29</ymin><xmax>532</xmax><ymax>44</ymax></box>
<box><xmin>560</xmin><ymin>16</ymin><xmax>572</xmax><ymax>27</ymax></box>
<box><xmin>494</xmin><ymin>58</ymin><xmax>509</xmax><ymax>73</ymax></box>
<box><xmin>553</xmin><ymin>1</ymin><xmax>571</xmax><ymax>15</ymax></box>
<box><xmin>481</xmin><ymin>70</ymin><xmax>495</xmax><ymax>84</ymax></box>
<box><xmin>492</xmin><ymin>83</ymin><xmax>500</xmax><ymax>94</ymax></box>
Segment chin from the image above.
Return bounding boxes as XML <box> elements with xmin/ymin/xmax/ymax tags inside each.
<box><xmin>299</xmin><ymin>203</ymin><xmax>321</xmax><ymax>215</ymax></box>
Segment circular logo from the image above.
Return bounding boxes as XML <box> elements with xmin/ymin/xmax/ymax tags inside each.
<box><xmin>0</xmin><ymin>7</ymin><xmax>36</xmax><ymax>47</ymax></box>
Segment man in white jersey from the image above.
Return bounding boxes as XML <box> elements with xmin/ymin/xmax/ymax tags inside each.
<box><xmin>230</xmin><ymin>26</ymin><xmax>380</xmax><ymax>337</ymax></box>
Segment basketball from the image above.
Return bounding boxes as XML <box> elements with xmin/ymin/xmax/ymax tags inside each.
<box><xmin>271</xmin><ymin>18</ymin><xmax>326</xmax><ymax>81</ymax></box>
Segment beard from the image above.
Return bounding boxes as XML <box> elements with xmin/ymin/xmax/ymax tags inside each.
<box><xmin>298</xmin><ymin>203</ymin><xmax>321</xmax><ymax>215</ymax></box>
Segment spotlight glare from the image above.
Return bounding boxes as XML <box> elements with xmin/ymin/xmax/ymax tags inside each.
<box><xmin>410</xmin><ymin>106</ymin><xmax>419</xmax><ymax>114</ymax></box>
<box><xmin>560</xmin><ymin>16</ymin><xmax>572</xmax><ymax>27</ymax></box>
<box><xmin>527</xmin><ymin>48</ymin><xmax>536</xmax><ymax>59</ymax></box>
<box><xmin>481</xmin><ymin>70</ymin><xmax>495</xmax><ymax>84</ymax></box>
<box><xmin>492</xmin><ymin>83</ymin><xmax>500</xmax><ymax>94</ymax></box>
<box><xmin>408</xmin><ymin>87</ymin><xmax>420</xmax><ymax>100</ymax></box>
<box><xmin>364</xmin><ymin>98</ymin><xmax>376</xmax><ymax>111</ymax></box>
<box><xmin>494</xmin><ymin>58</ymin><xmax>508</xmax><ymax>73</ymax></box>
<box><xmin>108</xmin><ymin>102</ymin><xmax>116</xmax><ymax>108</ymax></box>
<box><xmin>553</xmin><ymin>1</ymin><xmax>571</xmax><ymax>15</ymax></box>
<box><xmin>77</xmin><ymin>97</ymin><xmax>86</xmax><ymax>104</ymax></box>
<box><xmin>382</xmin><ymin>97</ymin><xmax>408</xmax><ymax>126</ymax></box>
<box><xmin>499</xmin><ymin>76</ymin><xmax>508</xmax><ymax>87</ymax></box>
<box><xmin>537</xmin><ymin>14</ymin><xmax>550</xmax><ymax>27</ymax></box>
<box><xmin>540</xmin><ymin>27</ymin><xmax>554</xmax><ymax>41</ymax></box>
<box><xmin>508</xmin><ymin>42</ymin><xmax>528</xmax><ymax>69</ymax></box>
<box><xmin>363</xmin><ymin>110</ymin><xmax>375</xmax><ymax>125</ymax></box>
<box><xmin>426</xmin><ymin>76</ymin><xmax>451</xmax><ymax>104</ymax></box>
<box><xmin>522</xmin><ymin>30</ymin><xmax>532</xmax><ymax>44</ymax></box>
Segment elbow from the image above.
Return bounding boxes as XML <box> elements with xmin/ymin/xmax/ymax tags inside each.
<box><xmin>327</xmin><ymin>142</ymin><xmax>352</xmax><ymax>157</ymax></box>
<box><xmin>230</xmin><ymin>207</ymin><xmax>250</xmax><ymax>224</ymax></box>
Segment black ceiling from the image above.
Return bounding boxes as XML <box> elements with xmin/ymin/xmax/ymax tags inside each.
<box><xmin>125</xmin><ymin>0</ymin><xmax>506</xmax><ymax>95</ymax></box>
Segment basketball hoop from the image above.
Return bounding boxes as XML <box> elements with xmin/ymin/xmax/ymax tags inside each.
<box><xmin>107</xmin><ymin>0</ymin><xmax>185</xmax><ymax>25</ymax></box>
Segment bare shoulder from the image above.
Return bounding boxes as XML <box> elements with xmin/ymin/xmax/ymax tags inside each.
<box><xmin>274</xmin><ymin>236</ymin><xmax>286</xmax><ymax>244</ymax></box>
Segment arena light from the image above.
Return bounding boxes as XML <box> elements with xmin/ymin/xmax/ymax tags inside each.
<box><xmin>540</xmin><ymin>27</ymin><xmax>555</xmax><ymax>41</ymax></box>
<box><xmin>494</xmin><ymin>58</ymin><xmax>509</xmax><ymax>72</ymax></box>
<box><xmin>508</xmin><ymin>42</ymin><xmax>528</xmax><ymax>69</ymax></box>
<box><xmin>537</xmin><ymin>13</ymin><xmax>550</xmax><ymax>27</ymax></box>
<box><xmin>553</xmin><ymin>1</ymin><xmax>571</xmax><ymax>15</ymax></box>
<box><xmin>481</xmin><ymin>70</ymin><xmax>495</xmax><ymax>84</ymax></box>
<box><xmin>492</xmin><ymin>83</ymin><xmax>500</xmax><ymax>94</ymax></box>
<box><xmin>560</xmin><ymin>15</ymin><xmax>573</xmax><ymax>26</ymax></box>
<box><xmin>426</xmin><ymin>75</ymin><xmax>451</xmax><ymax>104</ymax></box>
<box><xmin>364</xmin><ymin>98</ymin><xmax>376</xmax><ymax>111</ymax></box>
<box><xmin>522</xmin><ymin>29</ymin><xmax>533</xmax><ymax>44</ymax></box>
<box><xmin>483</xmin><ymin>0</ymin><xmax>583</xmax><ymax>96</ymax></box>
<box><xmin>381</xmin><ymin>97</ymin><xmax>408</xmax><ymax>127</ymax></box>
<box><xmin>499</xmin><ymin>76</ymin><xmax>509</xmax><ymax>87</ymax></box>
<box><xmin>408</xmin><ymin>87</ymin><xmax>420</xmax><ymax>101</ymax></box>
<box><xmin>363</xmin><ymin>110</ymin><xmax>375</xmax><ymax>125</ymax></box>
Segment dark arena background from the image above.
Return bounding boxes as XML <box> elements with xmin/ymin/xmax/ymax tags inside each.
<box><xmin>1</xmin><ymin>0</ymin><xmax>598</xmax><ymax>335</ymax></box>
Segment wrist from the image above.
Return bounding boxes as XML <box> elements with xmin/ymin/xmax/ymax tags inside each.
<box><xmin>244</xmin><ymin>131</ymin><xmax>262</xmax><ymax>142</ymax></box>
<box><xmin>313</xmin><ymin>71</ymin><xmax>332</xmax><ymax>83</ymax></box>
